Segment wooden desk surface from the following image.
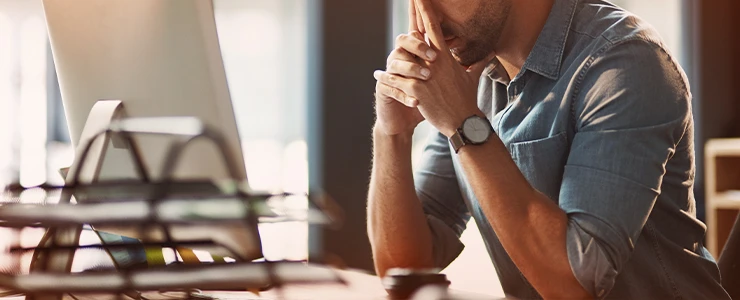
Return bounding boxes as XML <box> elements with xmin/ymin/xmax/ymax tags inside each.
<box><xmin>1</xmin><ymin>268</ymin><xmax>503</xmax><ymax>300</ymax></box>
<box><xmin>208</xmin><ymin>269</ymin><xmax>504</xmax><ymax>300</ymax></box>
<box><xmin>0</xmin><ymin>228</ymin><xmax>504</xmax><ymax>299</ymax></box>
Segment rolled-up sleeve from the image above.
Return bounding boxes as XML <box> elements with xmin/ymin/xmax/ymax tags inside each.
<box><xmin>414</xmin><ymin>130</ymin><xmax>471</xmax><ymax>268</ymax></box>
<box><xmin>561</xmin><ymin>39</ymin><xmax>691</xmax><ymax>297</ymax></box>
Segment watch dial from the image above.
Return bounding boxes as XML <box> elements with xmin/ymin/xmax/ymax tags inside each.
<box><xmin>463</xmin><ymin>117</ymin><xmax>491</xmax><ymax>144</ymax></box>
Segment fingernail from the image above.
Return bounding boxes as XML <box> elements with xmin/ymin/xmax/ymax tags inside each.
<box><xmin>408</xmin><ymin>97</ymin><xmax>419</xmax><ymax>107</ymax></box>
<box><xmin>421</xmin><ymin>68</ymin><xmax>431</xmax><ymax>78</ymax></box>
<box><xmin>426</xmin><ymin>50</ymin><xmax>436</xmax><ymax>60</ymax></box>
<box><xmin>373</xmin><ymin>70</ymin><xmax>382</xmax><ymax>79</ymax></box>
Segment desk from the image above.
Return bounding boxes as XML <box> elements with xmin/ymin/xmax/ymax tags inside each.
<box><xmin>27</xmin><ymin>269</ymin><xmax>502</xmax><ymax>300</ymax></box>
<box><xmin>239</xmin><ymin>269</ymin><xmax>502</xmax><ymax>300</ymax></box>
<box><xmin>0</xmin><ymin>198</ymin><xmax>504</xmax><ymax>299</ymax></box>
<box><xmin>1</xmin><ymin>248</ymin><xmax>502</xmax><ymax>300</ymax></box>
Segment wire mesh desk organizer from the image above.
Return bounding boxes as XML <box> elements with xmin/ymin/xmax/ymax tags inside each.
<box><xmin>0</xmin><ymin>117</ymin><xmax>344</xmax><ymax>299</ymax></box>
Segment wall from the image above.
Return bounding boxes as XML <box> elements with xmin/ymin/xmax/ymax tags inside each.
<box><xmin>695</xmin><ymin>0</ymin><xmax>740</xmax><ymax>222</ymax></box>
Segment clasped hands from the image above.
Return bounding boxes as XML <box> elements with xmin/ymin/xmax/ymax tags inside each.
<box><xmin>374</xmin><ymin>0</ymin><xmax>492</xmax><ymax>138</ymax></box>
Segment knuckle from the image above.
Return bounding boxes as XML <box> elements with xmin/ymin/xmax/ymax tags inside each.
<box><xmin>376</xmin><ymin>85</ymin><xmax>386</xmax><ymax>97</ymax></box>
<box><xmin>385</xmin><ymin>87</ymin><xmax>397</xmax><ymax>100</ymax></box>
<box><xmin>387</xmin><ymin>48</ymin><xmax>402</xmax><ymax>63</ymax></box>
<box><xmin>398</xmin><ymin>61</ymin><xmax>413</xmax><ymax>74</ymax></box>
<box><xmin>382</xmin><ymin>84</ymin><xmax>396</xmax><ymax>98</ymax></box>
<box><xmin>402</xmin><ymin>62</ymin><xmax>415</xmax><ymax>74</ymax></box>
<box><xmin>390</xmin><ymin>86</ymin><xmax>402</xmax><ymax>98</ymax></box>
<box><xmin>415</xmin><ymin>41</ymin><xmax>428</xmax><ymax>53</ymax></box>
<box><xmin>386</xmin><ymin>50</ymin><xmax>396</xmax><ymax>64</ymax></box>
<box><xmin>394</xmin><ymin>34</ymin><xmax>406</xmax><ymax>46</ymax></box>
<box><xmin>389</xmin><ymin>59</ymin><xmax>400</xmax><ymax>70</ymax></box>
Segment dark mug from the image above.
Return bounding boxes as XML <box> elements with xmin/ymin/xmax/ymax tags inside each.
<box><xmin>382</xmin><ymin>268</ymin><xmax>451</xmax><ymax>300</ymax></box>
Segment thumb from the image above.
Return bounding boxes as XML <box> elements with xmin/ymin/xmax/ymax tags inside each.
<box><xmin>466</xmin><ymin>52</ymin><xmax>498</xmax><ymax>79</ymax></box>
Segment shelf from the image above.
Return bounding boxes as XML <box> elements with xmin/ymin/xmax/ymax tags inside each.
<box><xmin>705</xmin><ymin>138</ymin><xmax>740</xmax><ymax>257</ymax></box>
<box><xmin>711</xmin><ymin>191</ymin><xmax>740</xmax><ymax>209</ymax></box>
<box><xmin>706</xmin><ymin>138</ymin><xmax>740</xmax><ymax>156</ymax></box>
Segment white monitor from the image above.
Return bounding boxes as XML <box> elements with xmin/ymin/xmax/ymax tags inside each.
<box><xmin>43</xmin><ymin>0</ymin><xmax>246</xmax><ymax>182</ymax></box>
<box><xmin>42</xmin><ymin>0</ymin><xmax>260</xmax><ymax>261</ymax></box>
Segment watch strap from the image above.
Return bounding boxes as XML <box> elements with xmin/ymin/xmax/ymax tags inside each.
<box><xmin>449</xmin><ymin>130</ymin><xmax>466</xmax><ymax>154</ymax></box>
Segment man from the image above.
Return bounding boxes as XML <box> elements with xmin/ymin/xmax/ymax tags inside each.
<box><xmin>367</xmin><ymin>0</ymin><xmax>731</xmax><ymax>298</ymax></box>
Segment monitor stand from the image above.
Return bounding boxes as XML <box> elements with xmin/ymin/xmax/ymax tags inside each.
<box><xmin>29</xmin><ymin>100</ymin><xmax>126</xmax><ymax>300</ymax></box>
<box><xmin>25</xmin><ymin>100</ymin><xmax>264</xmax><ymax>300</ymax></box>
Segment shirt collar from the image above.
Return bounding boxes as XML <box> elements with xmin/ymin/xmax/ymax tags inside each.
<box><xmin>484</xmin><ymin>57</ymin><xmax>510</xmax><ymax>84</ymax></box>
<box><xmin>521</xmin><ymin>0</ymin><xmax>579</xmax><ymax>80</ymax></box>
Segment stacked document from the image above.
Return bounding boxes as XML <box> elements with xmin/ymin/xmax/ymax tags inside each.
<box><xmin>0</xmin><ymin>180</ymin><xmax>342</xmax><ymax>297</ymax></box>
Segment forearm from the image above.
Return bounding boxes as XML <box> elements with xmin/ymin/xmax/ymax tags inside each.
<box><xmin>457</xmin><ymin>132</ymin><xmax>590</xmax><ymax>299</ymax></box>
<box><xmin>367</xmin><ymin>127</ymin><xmax>434</xmax><ymax>277</ymax></box>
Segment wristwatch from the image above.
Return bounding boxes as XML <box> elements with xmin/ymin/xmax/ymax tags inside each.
<box><xmin>449</xmin><ymin>115</ymin><xmax>494</xmax><ymax>153</ymax></box>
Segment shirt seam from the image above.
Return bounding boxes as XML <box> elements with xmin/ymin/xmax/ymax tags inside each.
<box><xmin>647</xmin><ymin>222</ymin><xmax>683</xmax><ymax>299</ymax></box>
<box><xmin>569</xmin><ymin>27</ymin><xmax>599</xmax><ymax>40</ymax></box>
<box><xmin>564</xmin><ymin>164</ymin><xmax>660</xmax><ymax>194</ymax></box>
<box><xmin>569</xmin><ymin>36</ymin><xmax>679</xmax><ymax>131</ymax></box>
<box><xmin>497</xmin><ymin>100</ymin><xmax>516</xmax><ymax>140</ymax></box>
<box><xmin>641</xmin><ymin>39</ymin><xmax>691</xmax><ymax>153</ymax></box>
<box><xmin>524</xmin><ymin>0</ymin><xmax>579</xmax><ymax>80</ymax></box>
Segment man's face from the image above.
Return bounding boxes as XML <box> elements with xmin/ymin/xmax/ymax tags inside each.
<box><xmin>418</xmin><ymin>0</ymin><xmax>512</xmax><ymax>67</ymax></box>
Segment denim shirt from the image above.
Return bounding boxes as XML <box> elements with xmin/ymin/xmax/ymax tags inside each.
<box><xmin>414</xmin><ymin>0</ymin><xmax>730</xmax><ymax>299</ymax></box>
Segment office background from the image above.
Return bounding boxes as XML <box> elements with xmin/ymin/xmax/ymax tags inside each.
<box><xmin>0</xmin><ymin>0</ymin><xmax>738</xmax><ymax>296</ymax></box>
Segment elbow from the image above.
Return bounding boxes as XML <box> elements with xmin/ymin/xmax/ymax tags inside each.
<box><xmin>369</xmin><ymin>227</ymin><xmax>435</xmax><ymax>278</ymax></box>
<box><xmin>542</xmin><ymin>289</ymin><xmax>594</xmax><ymax>300</ymax></box>
<box><xmin>372</xmin><ymin>249</ymin><xmax>435</xmax><ymax>278</ymax></box>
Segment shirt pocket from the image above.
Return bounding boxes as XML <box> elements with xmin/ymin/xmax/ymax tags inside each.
<box><xmin>508</xmin><ymin>132</ymin><xmax>569</xmax><ymax>202</ymax></box>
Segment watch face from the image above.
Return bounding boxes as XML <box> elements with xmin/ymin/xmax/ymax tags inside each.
<box><xmin>462</xmin><ymin>116</ymin><xmax>491</xmax><ymax>144</ymax></box>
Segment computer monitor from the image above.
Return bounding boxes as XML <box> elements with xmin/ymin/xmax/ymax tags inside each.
<box><xmin>43</xmin><ymin>0</ymin><xmax>246</xmax><ymax>182</ymax></box>
<box><xmin>42</xmin><ymin>0</ymin><xmax>260</xmax><ymax>261</ymax></box>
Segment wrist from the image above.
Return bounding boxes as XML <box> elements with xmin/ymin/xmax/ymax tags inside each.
<box><xmin>373</xmin><ymin>125</ymin><xmax>414</xmax><ymax>144</ymax></box>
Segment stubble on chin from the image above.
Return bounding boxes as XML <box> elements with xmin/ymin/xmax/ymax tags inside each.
<box><xmin>453</xmin><ymin>1</ymin><xmax>510</xmax><ymax>67</ymax></box>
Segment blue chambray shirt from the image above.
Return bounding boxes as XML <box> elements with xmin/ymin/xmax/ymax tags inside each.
<box><xmin>414</xmin><ymin>0</ymin><xmax>731</xmax><ymax>298</ymax></box>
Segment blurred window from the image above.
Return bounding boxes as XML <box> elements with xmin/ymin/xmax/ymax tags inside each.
<box><xmin>0</xmin><ymin>0</ymin><xmax>48</xmax><ymax>188</ymax></box>
<box><xmin>611</xmin><ymin>0</ymin><xmax>684</xmax><ymax>61</ymax></box>
<box><xmin>214</xmin><ymin>0</ymin><xmax>309</xmax><ymax>262</ymax></box>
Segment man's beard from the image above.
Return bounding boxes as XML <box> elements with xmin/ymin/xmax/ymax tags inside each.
<box><xmin>448</xmin><ymin>1</ymin><xmax>511</xmax><ymax>67</ymax></box>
